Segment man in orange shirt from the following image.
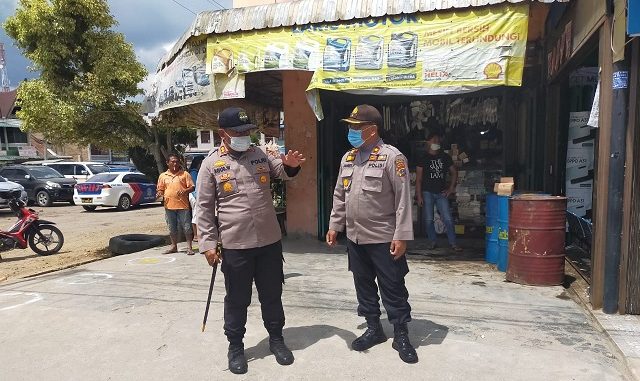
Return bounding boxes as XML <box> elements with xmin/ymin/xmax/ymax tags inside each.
<box><xmin>157</xmin><ymin>153</ymin><xmax>196</xmax><ymax>255</ymax></box>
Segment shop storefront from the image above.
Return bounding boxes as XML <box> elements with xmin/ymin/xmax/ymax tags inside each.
<box><xmin>153</xmin><ymin>0</ymin><xmax>560</xmax><ymax>246</ymax></box>
<box><xmin>317</xmin><ymin>89</ymin><xmax>509</xmax><ymax>241</ymax></box>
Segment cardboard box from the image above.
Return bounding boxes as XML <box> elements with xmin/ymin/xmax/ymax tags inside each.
<box><xmin>495</xmin><ymin>182</ymin><xmax>514</xmax><ymax>196</ymax></box>
<box><xmin>500</xmin><ymin>177</ymin><xmax>514</xmax><ymax>183</ymax></box>
<box><xmin>566</xmin><ymin>187</ymin><xmax>593</xmax><ymax>218</ymax></box>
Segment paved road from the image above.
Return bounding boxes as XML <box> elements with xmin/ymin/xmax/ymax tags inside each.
<box><xmin>0</xmin><ymin>239</ymin><xmax>628</xmax><ymax>380</ymax></box>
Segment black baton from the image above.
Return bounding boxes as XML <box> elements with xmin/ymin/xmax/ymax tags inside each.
<box><xmin>201</xmin><ymin>262</ymin><xmax>218</xmax><ymax>332</ymax></box>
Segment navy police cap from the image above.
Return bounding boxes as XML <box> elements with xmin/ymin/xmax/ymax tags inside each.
<box><xmin>218</xmin><ymin>107</ymin><xmax>256</xmax><ymax>133</ymax></box>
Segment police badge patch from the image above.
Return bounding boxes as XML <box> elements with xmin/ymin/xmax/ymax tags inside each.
<box><xmin>395</xmin><ymin>158</ymin><xmax>407</xmax><ymax>177</ymax></box>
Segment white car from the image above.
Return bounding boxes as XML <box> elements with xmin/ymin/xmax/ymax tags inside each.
<box><xmin>73</xmin><ymin>172</ymin><xmax>158</xmax><ymax>211</ymax></box>
<box><xmin>0</xmin><ymin>177</ymin><xmax>28</xmax><ymax>208</ymax></box>
<box><xmin>26</xmin><ymin>161</ymin><xmax>111</xmax><ymax>183</ymax></box>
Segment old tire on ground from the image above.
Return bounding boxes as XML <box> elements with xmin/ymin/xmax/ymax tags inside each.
<box><xmin>82</xmin><ymin>205</ymin><xmax>97</xmax><ymax>212</ymax></box>
<box><xmin>109</xmin><ymin>234</ymin><xmax>166</xmax><ymax>255</ymax></box>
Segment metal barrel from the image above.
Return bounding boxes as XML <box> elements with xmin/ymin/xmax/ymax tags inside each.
<box><xmin>506</xmin><ymin>195</ymin><xmax>567</xmax><ymax>286</ymax></box>
<box><xmin>485</xmin><ymin>193</ymin><xmax>499</xmax><ymax>264</ymax></box>
<box><xmin>497</xmin><ymin>195</ymin><xmax>509</xmax><ymax>272</ymax></box>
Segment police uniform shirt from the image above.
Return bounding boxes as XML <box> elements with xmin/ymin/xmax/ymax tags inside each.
<box><xmin>329</xmin><ymin>139</ymin><xmax>414</xmax><ymax>244</ymax></box>
<box><xmin>196</xmin><ymin>144</ymin><xmax>298</xmax><ymax>251</ymax></box>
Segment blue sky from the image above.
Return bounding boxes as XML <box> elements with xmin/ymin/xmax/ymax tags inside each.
<box><xmin>0</xmin><ymin>0</ymin><xmax>232</xmax><ymax>90</ymax></box>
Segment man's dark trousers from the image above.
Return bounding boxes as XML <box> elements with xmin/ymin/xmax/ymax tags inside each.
<box><xmin>221</xmin><ymin>240</ymin><xmax>285</xmax><ymax>344</ymax></box>
<box><xmin>346</xmin><ymin>239</ymin><xmax>411</xmax><ymax>324</ymax></box>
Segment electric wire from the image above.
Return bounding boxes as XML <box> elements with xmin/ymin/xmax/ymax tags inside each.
<box><xmin>169</xmin><ymin>0</ymin><xmax>197</xmax><ymax>15</ymax></box>
<box><xmin>205</xmin><ymin>0</ymin><xmax>227</xmax><ymax>10</ymax></box>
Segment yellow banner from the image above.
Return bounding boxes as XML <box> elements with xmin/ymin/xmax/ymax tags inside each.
<box><xmin>206</xmin><ymin>4</ymin><xmax>529</xmax><ymax>93</ymax></box>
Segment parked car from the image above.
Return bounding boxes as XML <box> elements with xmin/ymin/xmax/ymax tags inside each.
<box><xmin>105</xmin><ymin>164</ymin><xmax>138</xmax><ymax>173</ymax></box>
<box><xmin>0</xmin><ymin>177</ymin><xmax>28</xmax><ymax>208</ymax></box>
<box><xmin>0</xmin><ymin>165</ymin><xmax>76</xmax><ymax>207</ymax></box>
<box><xmin>25</xmin><ymin>161</ymin><xmax>111</xmax><ymax>183</ymax></box>
<box><xmin>73</xmin><ymin>172</ymin><xmax>158</xmax><ymax>211</ymax></box>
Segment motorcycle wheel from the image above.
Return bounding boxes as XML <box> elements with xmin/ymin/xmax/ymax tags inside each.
<box><xmin>29</xmin><ymin>225</ymin><xmax>64</xmax><ymax>256</ymax></box>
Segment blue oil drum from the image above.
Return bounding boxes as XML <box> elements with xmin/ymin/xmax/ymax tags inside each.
<box><xmin>497</xmin><ymin>195</ymin><xmax>510</xmax><ymax>272</ymax></box>
<box><xmin>485</xmin><ymin>193</ymin><xmax>499</xmax><ymax>264</ymax></box>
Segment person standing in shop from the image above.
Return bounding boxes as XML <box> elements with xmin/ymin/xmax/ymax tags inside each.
<box><xmin>415</xmin><ymin>128</ymin><xmax>462</xmax><ymax>252</ymax></box>
<box><xmin>197</xmin><ymin>107</ymin><xmax>306</xmax><ymax>375</ymax></box>
<box><xmin>326</xmin><ymin>104</ymin><xmax>418</xmax><ymax>364</ymax></box>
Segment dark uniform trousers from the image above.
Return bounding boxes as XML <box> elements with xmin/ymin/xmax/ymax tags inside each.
<box><xmin>221</xmin><ymin>240</ymin><xmax>285</xmax><ymax>345</ymax></box>
<box><xmin>347</xmin><ymin>239</ymin><xmax>412</xmax><ymax>325</ymax></box>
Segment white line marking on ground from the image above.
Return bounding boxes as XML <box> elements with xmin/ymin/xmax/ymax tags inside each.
<box><xmin>0</xmin><ymin>292</ymin><xmax>43</xmax><ymax>311</ymax></box>
<box><xmin>128</xmin><ymin>256</ymin><xmax>177</xmax><ymax>265</ymax></box>
<box><xmin>57</xmin><ymin>273</ymin><xmax>113</xmax><ymax>285</ymax></box>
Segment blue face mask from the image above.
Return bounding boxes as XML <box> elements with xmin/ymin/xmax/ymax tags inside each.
<box><xmin>348</xmin><ymin>128</ymin><xmax>364</xmax><ymax>148</ymax></box>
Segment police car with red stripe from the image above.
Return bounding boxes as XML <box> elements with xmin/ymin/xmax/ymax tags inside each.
<box><xmin>73</xmin><ymin>172</ymin><xmax>158</xmax><ymax>211</ymax></box>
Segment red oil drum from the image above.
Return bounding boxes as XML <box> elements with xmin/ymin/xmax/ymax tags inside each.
<box><xmin>506</xmin><ymin>195</ymin><xmax>567</xmax><ymax>286</ymax></box>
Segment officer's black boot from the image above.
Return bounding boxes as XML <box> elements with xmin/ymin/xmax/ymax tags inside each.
<box><xmin>227</xmin><ymin>343</ymin><xmax>248</xmax><ymax>374</ymax></box>
<box><xmin>351</xmin><ymin>316</ymin><xmax>388</xmax><ymax>351</ymax></box>
<box><xmin>266</xmin><ymin>324</ymin><xmax>294</xmax><ymax>366</ymax></box>
<box><xmin>392</xmin><ymin>323</ymin><xmax>418</xmax><ymax>364</ymax></box>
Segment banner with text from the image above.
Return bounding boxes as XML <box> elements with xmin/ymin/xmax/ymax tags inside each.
<box><xmin>205</xmin><ymin>4</ymin><xmax>529</xmax><ymax>94</ymax></box>
<box><xmin>156</xmin><ymin>35</ymin><xmax>245</xmax><ymax>113</ymax></box>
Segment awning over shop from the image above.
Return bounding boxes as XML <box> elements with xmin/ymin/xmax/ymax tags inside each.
<box><xmin>154</xmin><ymin>0</ymin><xmax>568</xmax><ymax>117</ymax></box>
<box><xmin>158</xmin><ymin>0</ymin><xmax>568</xmax><ymax>71</ymax></box>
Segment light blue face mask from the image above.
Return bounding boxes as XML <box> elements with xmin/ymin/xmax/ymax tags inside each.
<box><xmin>227</xmin><ymin>135</ymin><xmax>251</xmax><ymax>152</ymax></box>
<box><xmin>348</xmin><ymin>128</ymin><xmax>364</xmax><ymax>148</ymax></box>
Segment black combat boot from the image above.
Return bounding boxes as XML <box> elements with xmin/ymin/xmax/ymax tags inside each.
<box><xmin>227</xmin><ymin>343</ymin><xmax>248</xmax><ymax>374</ymax></box>
<box><xmin>266</xmin><ymin>324</ymin><xmax>294</xmax><ymax>365</ymax></box>
<box><xmin>351</xmin><ymin>316</ymin><xmax>388</xmax><ymax>351</ymax></box>
<box><xmin>392</xmin><ymin>323</ymin><xmax>418</xmax><ymax>364</ymax></box>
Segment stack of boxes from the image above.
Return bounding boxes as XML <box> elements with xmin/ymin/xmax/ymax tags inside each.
<box><xmin>566</xmin><ymin>111</ymin><xmax>594</xmax><ymax>219</ymax></box>
<box><xmin>450</xmin><ymin>169</ymin><xmax>502</xmax><ymax>236</ymax></box>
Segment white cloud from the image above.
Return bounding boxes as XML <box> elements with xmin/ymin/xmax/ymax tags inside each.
<box><xmin>136</xmin><ymin>40</ymin><xmax>176</xmax><ymax>72</ymax></box>
<box><xmin>2</xmin><ymin>0</ymin><xmax>233</xmax><ymax>92</ymax></box>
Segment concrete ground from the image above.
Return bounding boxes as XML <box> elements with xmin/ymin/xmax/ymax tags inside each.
<box><xmin>0</xmin><ymin>239</ymin><xmax>628</xmax><ymax>380</ymax></box>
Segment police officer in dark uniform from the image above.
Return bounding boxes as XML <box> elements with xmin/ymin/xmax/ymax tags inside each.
<box><xmin>196</xmin><ymin>107</ymin><xmax>306</xmax><ymax>374</ymax></box>
<box><xmin>326</xmin><ymin>104</ymin><xmax>418</xmax><ymax>364</ymax></box>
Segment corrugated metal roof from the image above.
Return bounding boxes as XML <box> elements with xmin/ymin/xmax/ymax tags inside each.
<box><xmin>158</xmin><ymin>0</ymin><xmax>567</xmax><ymax>71</ymax></box>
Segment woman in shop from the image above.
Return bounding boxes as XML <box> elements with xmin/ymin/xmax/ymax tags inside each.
<box><xmin>415</xmin><ymin>128</ymin><xmax>463</xmax><ymax>252</ymax></box>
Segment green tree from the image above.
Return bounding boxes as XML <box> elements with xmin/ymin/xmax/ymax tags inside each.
<box><xmin>3</xmin><ymin>0</ymin><xmax>184</xmax><ymax>174</ymax></box>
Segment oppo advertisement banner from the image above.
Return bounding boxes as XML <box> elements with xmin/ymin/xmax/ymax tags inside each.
<box><xmin>566</xmin><ymin>111</ymin><xmax>594</xmax><ymax>219</ymax></box>
<box><xmin>205</xmin><ymin>4</ymin><xmax>529</xmax><ymax>94</ymax></box>
<box><xmin>156</xmin><ymin>35</ymin><xmax>245</xmax><ymax>113</ymax></box>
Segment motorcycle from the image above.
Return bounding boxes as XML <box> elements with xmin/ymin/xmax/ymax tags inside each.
<box><xmin>0</xmin><ymin>190</ymin><xmax>64</xmax><ymax>259</ymax></box>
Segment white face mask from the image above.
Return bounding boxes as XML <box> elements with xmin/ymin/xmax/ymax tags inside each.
<box><xmin>229</xmin><ymin>135</ymin><xmax>252</xmax><ymax>152</ymax></box>
<box><xmin>430</xmin><ymin>143</ymin><xmax>441</xmax><ymax>151</ymax></box>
